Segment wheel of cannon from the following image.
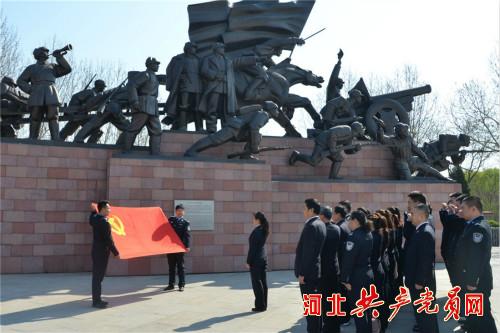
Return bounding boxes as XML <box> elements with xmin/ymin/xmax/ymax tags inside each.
<box><xmin>364</xmin><ymin>98</ymin><xmax>409</xmax><ymax>139</ymax></box>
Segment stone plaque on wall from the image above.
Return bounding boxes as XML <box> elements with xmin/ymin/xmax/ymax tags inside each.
<box><xmin>174</xmin><ymin>200</ymin><xmax>215</xmax><ymax>231</ymax></box>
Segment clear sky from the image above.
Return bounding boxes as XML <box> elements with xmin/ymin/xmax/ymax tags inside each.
<box><xmin>2</xmin><ymin>0</ymin><xmax>498</xmax><ymax>136</ymax></box>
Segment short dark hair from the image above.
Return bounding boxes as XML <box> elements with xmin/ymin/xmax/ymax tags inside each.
<box><xmin>320</xmin><ymin>206</ymin><xmax>333</xmax><ymax>220</ymax></box>
<box><xmin>334</xmin><ymin>205</ymin><xmax>347</xmax><ymax>218</ymax></box>
<box><xmin>339</xmin><ymin>200</ymin><xmax>352</xmax><ymax>213</ymax></box>
<box><xmin>449</xmin><ymin>192</ymin><xmax>462</xmax><ymax>198</ymax></box>
<box><xmin>414</xmin><ymin>203</ymin><xmax>430</xmax><ymax>218</ymax></box>
<box><xmin>305</xmin><ymin>198</ymin><xmax>321</xmax><ymax>214</ymax></box>
<box><xmin>463</xmin><ymin>196</ymin><xmax>483</xmax><ymax>213</ymax></box>
<box><xmin>175</xmin><ymin>204</ymin><xmax>185</xmax><ymax>211</ymax></box>
<box><xmin>97</xmin><ymin>200</ymin><xmax>109</xmax><ymax>212</ymax></box>
<box><xmin>408</xmin><ymin>191</ymin><xmax>427</xmax><ymax>204</ymax></box>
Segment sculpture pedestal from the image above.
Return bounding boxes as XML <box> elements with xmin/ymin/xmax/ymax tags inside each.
<box><xmin>0</xmin><ymin>133</ymin><xmax>460</xmax><ymax>275</ymax></box>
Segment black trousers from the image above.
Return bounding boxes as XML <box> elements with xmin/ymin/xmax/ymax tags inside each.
<box><xmin>250</xmin><ymin>263</ymin><xmax>268</xmax><ymax>310</ymax></box>
<box><xmin>338</xmin><ymin>283</ymin><xmax>351</xmax><ymax>324</ymax></box>
<box><xmin>348</xmin><ymin>281</ymin><xmax>373</xmax><ymax>333</ymax></box>
<box><xmin>92</xmin><ymin>247</ymin><xmax>110</xmax><ymax>304</ymax></box>
<box><xmin>409</xmin><ymin>286</ymin><xmax>439</xmax><ymax>333</ymax></box>
<box><xmin>320</xmin><ymin>275</ymin><xmax>341</xmax><ymax>333</ymax></box>
<box><xmin>300</xmin><ymin>280</ymin><xmax>322</xmax><ymax>333</ymax></box>
<box><xmin>167</xmin><ymin>253</ymin><xmax>185</xmax><ymax>286</ymax></box>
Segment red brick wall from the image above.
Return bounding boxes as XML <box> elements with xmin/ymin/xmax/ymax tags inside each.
<box><xmin>0</xmin><ymin>136</ymin><xmax>461</xmax><ymax>275</ymax></box>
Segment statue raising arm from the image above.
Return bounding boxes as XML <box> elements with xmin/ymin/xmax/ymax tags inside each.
<box><xmin>326</xmin><ymin>49</ymin><xmax>344</xmax><ymax>102</ymax></box>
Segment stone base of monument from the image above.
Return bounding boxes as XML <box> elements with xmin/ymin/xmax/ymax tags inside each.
<box><xmin>0</xmin><ymin>132</ymin><xmax>460</xmax><ymax>275</ymax></box>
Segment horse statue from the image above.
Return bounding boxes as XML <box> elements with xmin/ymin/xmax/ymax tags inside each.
<box><xmin>234</xmin><ymin>58</ymin><xmax>324</xmax><ymax>137</ymax></box>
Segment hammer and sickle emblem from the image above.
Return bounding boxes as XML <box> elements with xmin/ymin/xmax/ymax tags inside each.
<box><xmin>108</xmin><ymin>215</ymin><xmax>126</xmax><ymax>236</ymax></box>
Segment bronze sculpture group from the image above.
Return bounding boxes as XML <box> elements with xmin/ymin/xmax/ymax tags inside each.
<box><xmin>0</xmin><ymin>0</ymin><xmax>473</xmax><ymax>182</ymax></box>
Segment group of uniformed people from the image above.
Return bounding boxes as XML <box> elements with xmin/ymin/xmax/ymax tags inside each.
<box><xmin>295</xmin><ymin>193</ymin><xmax>496</xmax><ymax>333</ymax></box>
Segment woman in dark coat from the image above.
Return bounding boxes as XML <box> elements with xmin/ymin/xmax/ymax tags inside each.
<box><xmin>370</xmin><ymin>213</ymin><xmax>390</xmax><ymax>333</ymax></box>
<box><xmin>341</xmin><ymin>210</ymin><xmax>374</xmax><ymax>333</ymax></box>
<box><xmin>246</xmin><ymin>211</ymin><xmax>270</xmax><ymax>312</ymax></box>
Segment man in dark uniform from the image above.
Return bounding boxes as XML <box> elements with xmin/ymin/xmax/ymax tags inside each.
<box><xmin>404</xmin><ymin>203</ymin><xmax>439</xmax><ymax>333</ymax></box>
<box><xmin>319</xmin><ymin>206</ymin><xmax>342</xmax><ymax>333</ymax></box>
<box><xmin>439</xmin><ymin>192</ymin><xmax>466</xmax><ymax>287</ymax></box>
<box><xmin>184</xmin><ymin>101</ymin><xmax>278</xmax><ymax>159</ymax></box>
<box><xmin>164</xmin><ymin>204</ymin><xmax>191</xmax><ymax>292</ymax></box>
<box><xmin>123</xmin><ymin>57</ymin><xmax>163</xmax><ymax>155</ymax></box>
<box><xmin>455</xmin><ymin>196</ymin><xmax>497</xmax><ymax>333</ymax></box>
<box><xmin>164</xmin><ymin>42</ymin><xmax>202</xmax><ymax>131</ymax></box>
<box><xmin>295</xmin><ymin>198</ymin><xmax>327</xmax><ymax>333</ymax></box>
<box><xmin>17</xmin><ymin>46</ymin><xmax>72</xmax><ymax>140</ymax></box>
<box><xmin>74</xmin><ymin>85</ymin><xmax>130</xmax><ymax>144</ymax></box>
<box><xmin>60</xmin><ymin>79</ymin><xmax>107</xmax><ymax>143</ymax></box>
<box><xmin>289</xmin><ymin>122</ymin><xmax>365</xmax><ymax>179</ymax></box>
<box><xmin>89</xmin><ymin>201</ymin><xmax>119</xmax><ymax>309</ymax></box>
<box><xmin>332</xmin><ymin>204</ymin><xmax>352</xmax><ymax>326</ymax></box>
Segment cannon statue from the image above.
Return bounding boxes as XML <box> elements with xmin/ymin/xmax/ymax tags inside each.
<box><xmin>349</xmin><ymin>78</ymin><xmax>431</xmax><ymax>139</ymax></box>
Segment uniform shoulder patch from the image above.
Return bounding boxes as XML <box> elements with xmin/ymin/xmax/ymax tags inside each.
<box><xmin>346</xmin><ymin>241</ymin><xmax>354</xmax><ymax>251</ymax></box>
<box><xmin>472</xmin><ymin>232</ymin><xmax>483</xmax><ymax>243</ymax></box>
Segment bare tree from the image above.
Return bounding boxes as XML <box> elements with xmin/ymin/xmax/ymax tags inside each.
<box><xmin>449</xmin><ymin>81</ymin><xmax>499</xmax><ymax>181</ymax></box>
<box><xmin>0</xmin><ymin>11</ymin><xmax>26</xmax><ymax>78</ymax></box>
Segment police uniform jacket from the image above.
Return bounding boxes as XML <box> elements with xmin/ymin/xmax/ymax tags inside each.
<box><xmin>340</xmin><ymin>227</ymin><xmax>373</xmax><ymax>285</ymax></box>
<box><xmin>455</xmin><ymin>216</ymin><xmax>493</xmax><ymax>292</ymax></box>
<box><xmin>169</xmin><ymin>216</ymin><xmax>191</xmax><ymax>249</ymax></box>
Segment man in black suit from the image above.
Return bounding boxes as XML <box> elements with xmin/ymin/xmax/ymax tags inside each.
<box><xmin>89</xmin><ymin>200</ymin><xmax>119</xmax><ymax>309</ymax></box>
<box><xmin>404</xmin><ymin>203</ymin><xmax>439</xmax><ymax>333</ymax></box>
<box><xmin>295</xmin><ymin>198</ymin><xmax>327</xmax><ymax>333</ymax></box>
<box><xmin>319</xmin><ymin>206</ymin><xmax>341</xmax><ymax>333</ymax></box>
<box><xmin>455</xmin><ymin>196</ymin><xmax>496</xmax><ymax>333</ymax></box>
<box><xmin>332</xmin><ymin>204</ymin><xmax>351</xmax><ymax>326</ymax></box>
<box><xmin>439</xmin><ymin>192</ymin><xmax>466</xmax><ymax>287</ymax></box>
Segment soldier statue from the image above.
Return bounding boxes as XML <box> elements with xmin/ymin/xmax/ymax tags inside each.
<box><xmin>289</xmin><ymin>122</ymin><xmax>365</xmax><ymax>179</ymax></box>
<box><xmin>184</xmin><ymin>101</ymin><xmax>279</xmax><ymax>159</ymax></box>
<box><xmin>319</xmin><ymin>89</ymin><xmax>364</xmax><ymax>130</ymax></box>
<box><xmin>199</xmin><ymin>42</ymin><xmax>257</xmax><ymax>133</ymax></box>
<box><xmin>74</xmin><ymin>85</ymin><xmax>130</xmax><ymax>144</ymax></box>
<box><xmin>243</xmin><ymin>37</ymin><xmax>305</xmax><ymax>101</ymax></box>
<box><xmin>17</xmin><ymin>46</ymin><xmax>72</xmax><ymax>140</ymax></box>
<box><xmin>325</xmin><ymin>49</ymin><xmax>344</xmax><ymax>102</ymax></box>
<box><xmin>164</xmin><ymin>42</ymin><xmax>202</xmax><ymax>131</ymax></box>
<box><xmin>123</xmin><ymin>57</ymin><xmax>163</xmax><ymax>155</ymax></box>
<box><xmin>60</xmin><ymin>79</ymin><xmax>107</xmax><ymax>143</ymax></box>
<box><xmin>375</xmin><ymin>120</ymin><xmax>451</xmax><ymax>180</ymax></box>
<box><xmin>1</xmin><ymin>76</ymin><xmax>28</xmax><ymax>138</ymax></box>
<box><xmin>421</xmin><ymin>134</ymin><xmax>471</xmax><ymax>171</ymax></box>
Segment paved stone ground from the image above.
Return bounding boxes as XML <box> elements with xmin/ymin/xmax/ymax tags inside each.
<box><xmin>1</xmin><ymin>252</ymin><xmax>498</xmax><ymax>332</ymax></box>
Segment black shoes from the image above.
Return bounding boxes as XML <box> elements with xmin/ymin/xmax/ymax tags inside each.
<box><xmin>179</xmin><ymin>286</ymin><xmax>184</xmax><ymax>292</ymax></box>
<box><xmin>92</xmin><ymin>301</ymin><xmax>108</xmax><ymax>309</ymax></box>
<box><xmin>164</xmin><ymin>285</ymin><xmax>175</xmax><ymax>291</ymax></box>
<box><xmin>252</xmin><ymin>307</ymin><xmax>266</xmax><ymax>312</ymax></box>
